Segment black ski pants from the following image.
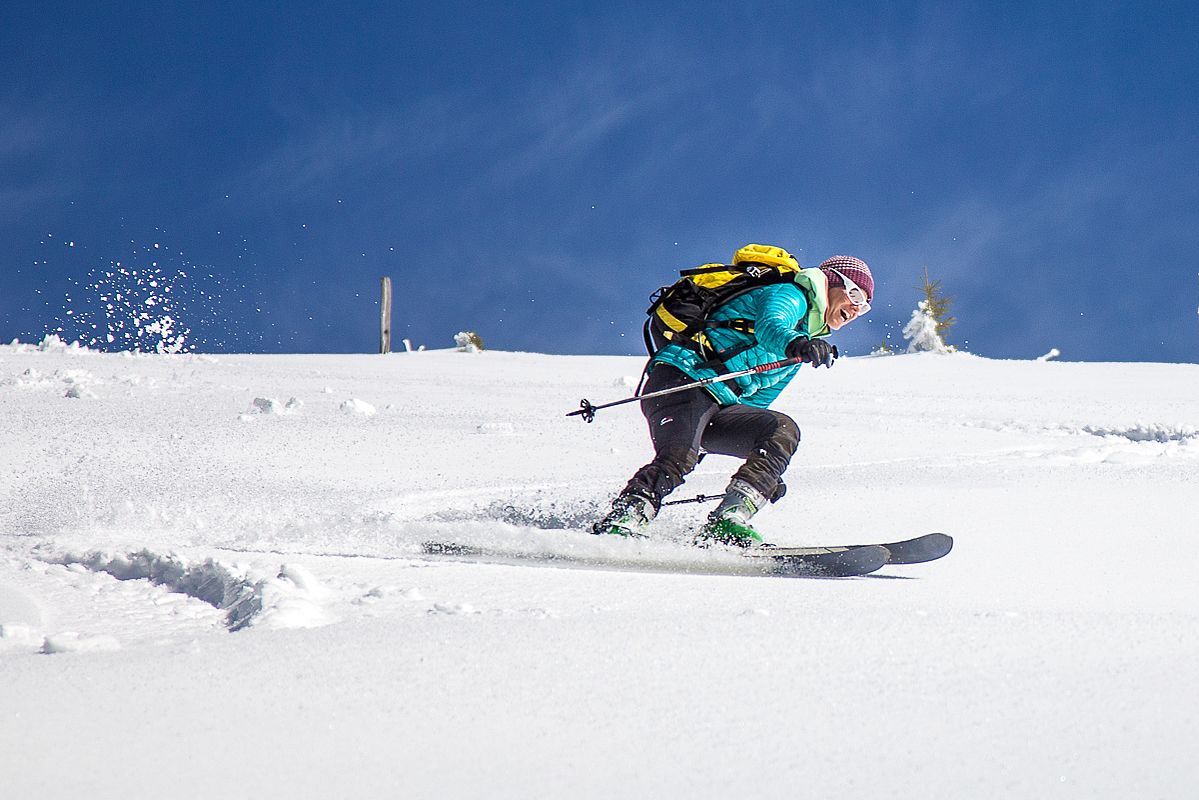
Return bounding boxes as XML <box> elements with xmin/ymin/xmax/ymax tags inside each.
<box><xmin>622</xmin><ymin>364</ymin><xmax>800</xmax><ymax>508</ymax></box>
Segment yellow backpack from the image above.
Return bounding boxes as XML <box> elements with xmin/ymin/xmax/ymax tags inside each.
<box><xmin>644</xmin><ymin>244</ymin><xmax>803</xmax><ymax>362</ymax></box>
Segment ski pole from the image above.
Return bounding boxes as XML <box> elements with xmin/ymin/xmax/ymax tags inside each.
<box><xmin>660</xmin><ymin>493</ymin><xmax>724</xmax><ymax>507</ymax></box>
<box><xmin>566</xmin><ymin>356</ymin><xmax>805</xmax><ymax>423</ymax></box>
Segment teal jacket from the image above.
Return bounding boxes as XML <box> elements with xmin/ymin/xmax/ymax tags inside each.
<box><xmin>651</xmin><ymin>269</ymin><xmax>833</xmax><ymax>407</ymax></box>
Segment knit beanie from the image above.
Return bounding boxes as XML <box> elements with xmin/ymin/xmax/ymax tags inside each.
<box><xmin>818</xmin><ymin>256</ymin><xmax>874</xmax><ymax>303</ymax></box>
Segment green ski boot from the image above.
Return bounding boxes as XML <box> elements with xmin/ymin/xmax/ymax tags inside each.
<box><xmin>695</xmin><ymin>479</ymin><xmax>767</xmax><ymax>548</ymax></box>
<box><xmin>592</xmin><ymin>491</ymin><xmax>656</xmax><ymax>538</ymax></box>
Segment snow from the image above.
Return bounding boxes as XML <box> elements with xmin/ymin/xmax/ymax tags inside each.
<box><xmin>250</xmin><ymin>396</ymin><xmax>302</xmax><ymax>415</ymax></box>
<box><xmin>1</xmin><ymin>343</ymin><xmax>1197</xmax><ymax>798</ymax></box>
<box><xmin>339</xmin><ymin>396</ymin><xmax>377</xmax><ymax>416</ymax></box>
<box><xmin>903</xmin><ymin>299</ymin><xmax>952</xmax><ymax>352</ymax></box>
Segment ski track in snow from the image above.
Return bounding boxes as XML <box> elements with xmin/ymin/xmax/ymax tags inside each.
<box><xmin>46</xmin><ymin>549</ymin><xmax>334</xmax><ymax>632</ymax></box>
<box><xmin>0</xmin><ymin>543</ymin><xmax>451</xmax><ymax>653</ymax></box>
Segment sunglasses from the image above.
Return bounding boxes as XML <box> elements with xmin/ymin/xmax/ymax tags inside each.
<box><xmin>829</xmin><ymin>268</ymin><xmax>871</xmax><ymax>315</ymax></box>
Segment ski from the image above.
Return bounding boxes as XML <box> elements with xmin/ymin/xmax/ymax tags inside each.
<box><xmin>421</xmin><ymin>540</ymin><xmax>891</xmax><ymax>578</ymax></box>
<box><xmin>420</xmin><ymin>533</ymin><xmax>948</xmax><ymax>580</ymax></box>
<box><xmin>752</xmin><ymin>533</ymin><xmax>952</xmax><ymax>566</ymax></box>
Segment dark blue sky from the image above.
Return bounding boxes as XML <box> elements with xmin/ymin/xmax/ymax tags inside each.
<box><xmin>3</xmin><ymin>1</ymin><xmax>1197</xmax><ymax>360</ymax></box>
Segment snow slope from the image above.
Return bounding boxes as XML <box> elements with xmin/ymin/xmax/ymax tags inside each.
<box><xmin>1</xmin><ymin>340</ymin><xmax>1197</xmax><ymax>799</ymax></box>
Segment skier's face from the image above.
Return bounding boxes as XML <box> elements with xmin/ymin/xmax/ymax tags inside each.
<box><xmin>825</xmin><ymin>287</ymin><xmax>866</xmax><ymax>330</ymax></box>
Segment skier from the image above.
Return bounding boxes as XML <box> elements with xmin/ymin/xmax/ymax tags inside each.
<box><xmin>593</xmin><ymin>253</ymin><xmax>875</xmax><ymax>547</ymax></box>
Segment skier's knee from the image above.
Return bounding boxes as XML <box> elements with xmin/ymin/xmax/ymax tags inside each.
<box><xmin>771</xmin><ymin>414</ymin><xmax>800</xmax><ymax>455</ymax></box>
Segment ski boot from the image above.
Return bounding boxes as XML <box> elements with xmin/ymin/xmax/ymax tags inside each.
<box><xmin>694</xmin><ymin>479</ymin><xmax>767</xmax><ymax>548</ymax></box>
<box><xmin>592</xmin><ymin>491</ymin><xmax>656</xmax><ymax>538</ymax></box>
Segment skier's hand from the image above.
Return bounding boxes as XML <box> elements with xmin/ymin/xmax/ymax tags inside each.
<box><xmin>786</xmin><ymin>336</ymin><xmax>838</xmax><ymax>368</ymax></box>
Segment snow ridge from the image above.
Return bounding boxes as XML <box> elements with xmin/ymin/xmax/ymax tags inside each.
<box><xmin>1080</xmin><ymin>422</ymin><xmax>1198</xmax><ymax>443</ymax></box>
<box><xmin>48</xmin><ymin>549</ymin><xmax>333</xmax><ymax>631</ymax></box>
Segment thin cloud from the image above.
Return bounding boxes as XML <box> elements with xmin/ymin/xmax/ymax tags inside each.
<box><xmin>478</xmin><ymin>42</ymin><xmax>693</xmax><ymax>187</ymax></box>
<box><xmin>227</xmin><ymin>91</ymin><xmax>476</xmax><ymax>204</ymax></box>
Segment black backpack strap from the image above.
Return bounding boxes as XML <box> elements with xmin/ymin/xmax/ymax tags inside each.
<box><xmin>642</xmin><ymin>317</ymin><xmax>656</xmax><ymax>357</ymax></box>
<box><xmin>705</xmin><ymin>318</ymin><xmax>754</xmax><ymax>335</ymax></box>
<box><xmin>680</xmin><ymin>264</ymin><xmax>735</xmax><ymax>277</ymax></box>
<box><xmin>696</xmin><ymin>341</ymin><xmax>754</xmax><ymax>373</ymax></box>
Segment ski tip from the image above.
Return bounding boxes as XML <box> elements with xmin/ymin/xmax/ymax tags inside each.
<box><xmin>919</xmin><ymin>532</ymin><xmax>953</xmax><ymax>551</ymax></box>
<box><xmin>870</xmin><ymin>532</ymin><xmax>953</xmax><ymax>565</ymax></box>
<box><xmin>853</xmin><ymin>545</ymin><xmax>891</xmax><ymax>576</ymax></box>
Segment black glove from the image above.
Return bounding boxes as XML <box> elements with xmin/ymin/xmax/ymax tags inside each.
<box><xmin>785</xmin><ymin>336</ymin><xmax>838</xmax><ymax>368</ymax></box>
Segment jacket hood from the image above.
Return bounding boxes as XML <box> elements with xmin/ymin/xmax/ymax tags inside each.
<box><xmin>793</xmin><ymin>268</ymin><xmax>832</xmax><ymax>337</ymax></box>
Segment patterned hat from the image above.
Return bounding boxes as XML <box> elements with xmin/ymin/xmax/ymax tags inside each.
<box><xmin>819</xmin><ymin>256</ymin><xmax>874</xmax><ymax>303</ymax></box>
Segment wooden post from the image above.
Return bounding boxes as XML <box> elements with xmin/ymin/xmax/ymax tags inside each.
<box><xmin>380</xmin><ymin>276</ymin><xmax>392</xmax><ymax>354</ymax></box>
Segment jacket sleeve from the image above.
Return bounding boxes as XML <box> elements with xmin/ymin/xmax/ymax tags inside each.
<box><xmin>734</xmin><ymin>285</ymin><xmax>810</xmax><ymax>408</ymax></box>
<box><xmin>752</xmin><ymin>285</ymin><xmax>810</xmax><ymax>354</ymax></box>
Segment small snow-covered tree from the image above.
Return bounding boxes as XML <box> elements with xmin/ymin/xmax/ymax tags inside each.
<box><xmin>902</xmin><ymin>300</ymin><xmax>951</xmax><ymax>353</ymax></box>
<box><xmin>454</xmin><ymin>331</ymin><xmax>484</xmax><ymax>352</ymax></box>
<box><xmin>903</xmin><ymin>269</ymin><xmax>956</xmax><ymax>353</ymax></box>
